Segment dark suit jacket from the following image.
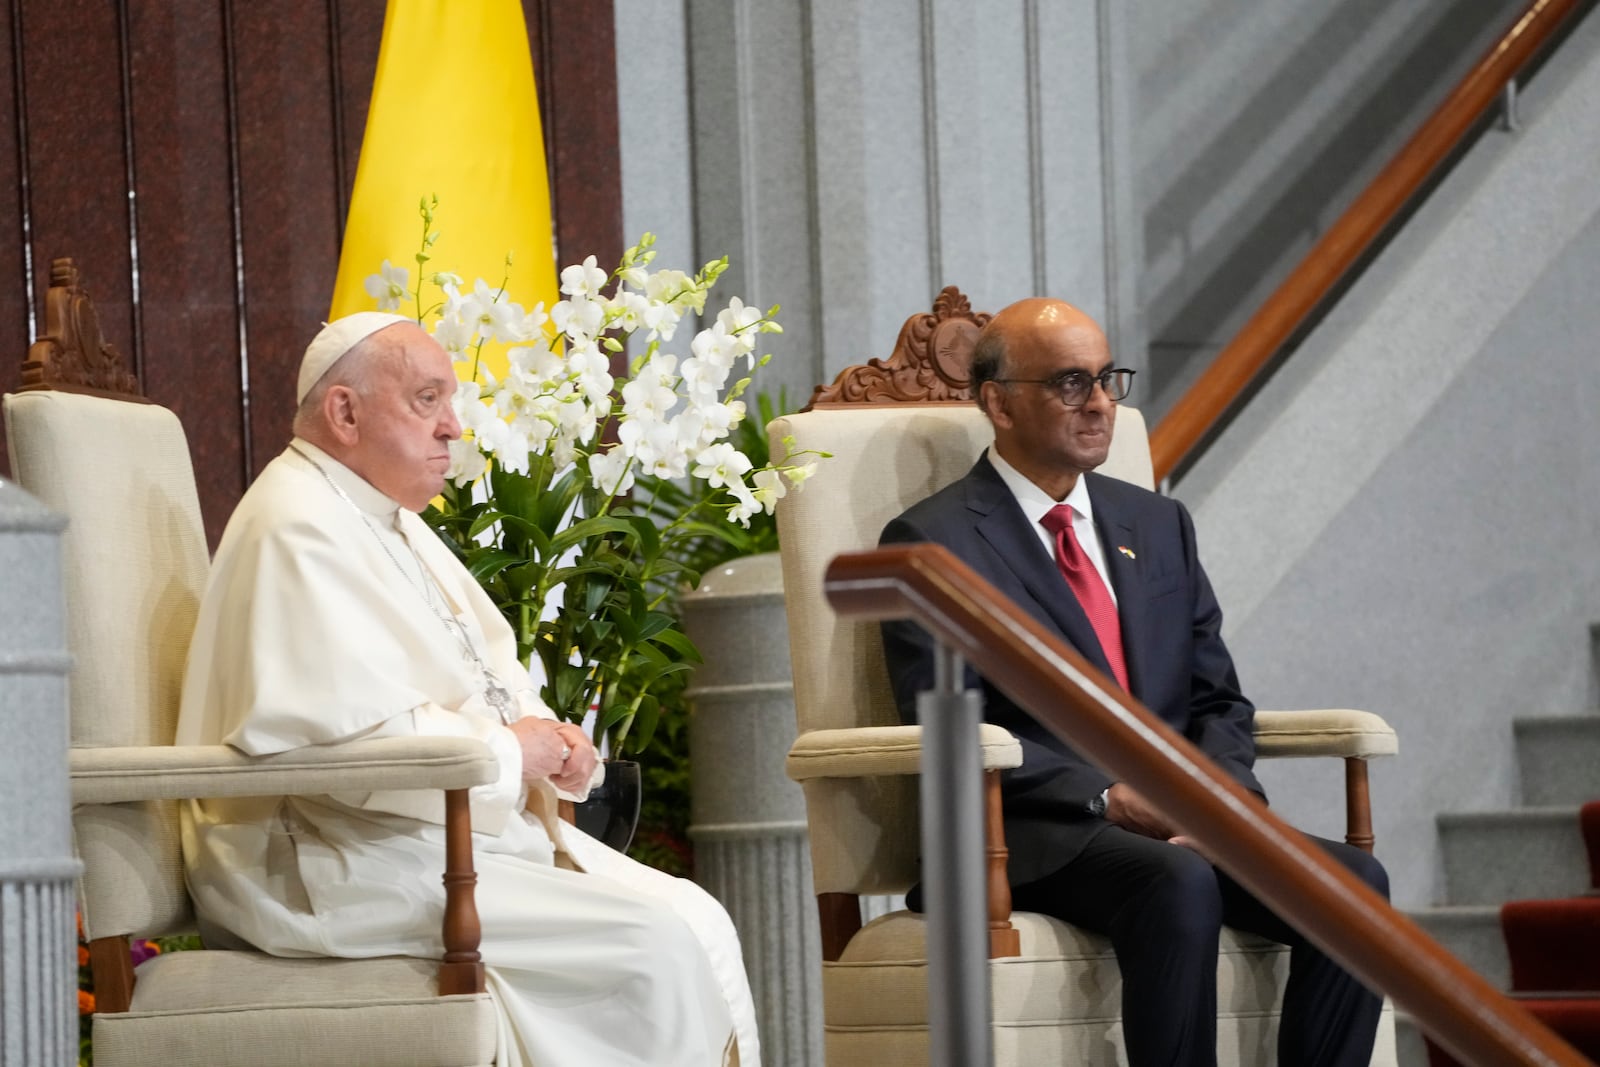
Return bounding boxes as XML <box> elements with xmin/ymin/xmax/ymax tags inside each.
<box><xmin>880</xmin><ymin>453</ymin><xmax>1264</xmax><ymax>887</ymax></box>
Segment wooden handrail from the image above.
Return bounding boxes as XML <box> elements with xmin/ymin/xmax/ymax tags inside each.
<box><xmin>826</xmin><ymin>543</ymin><xmax>1590</xmax><ymax>1067</ymax></box>
<box><xmin>1150</xmin><ymin>0</ymin><xmax>1583</xmax><ymax>483</ymax></box>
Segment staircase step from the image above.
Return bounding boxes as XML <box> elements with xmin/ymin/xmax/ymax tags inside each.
<box><xmin>1407</xmin><ymin>905</ymin><xmax>1508</xmax><ymax>988</ymax></box>
<box><xmin>1502</xmin><ymin>896</ymin><xmax>1600</xmax><ymax>992</ymax></box>
<box><xmin>1514</xmin><ymin>716</ymin><xmax>1600</xmax><ymax>806</ymax></box>
<box><xmin>1438</xmin><ymin>808</ymin><xmax>1590</xmax><ymax>905</ymax></box>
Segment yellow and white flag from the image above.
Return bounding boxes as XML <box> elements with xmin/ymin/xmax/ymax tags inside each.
<box><xmin>328</xmin><ymin>0</ymin><xmax>558</xmax><ymax>379</ymax></box>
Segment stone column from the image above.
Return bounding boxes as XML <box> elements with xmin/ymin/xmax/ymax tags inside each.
<box><xmin>0</xmin><ymin>479</ymin><xmax>78</xmax><ymax>1067</ymax></box>
<box><xmin>682</xmin><ymin>553</ymin><xmax>822</xmax><ymax>1067</ymax></box>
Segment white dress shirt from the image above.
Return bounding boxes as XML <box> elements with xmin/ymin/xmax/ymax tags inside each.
<box><xmin>988</xmin><ymin>447</ymin><xmax>1117</xmax><ymax>606</ymax></box>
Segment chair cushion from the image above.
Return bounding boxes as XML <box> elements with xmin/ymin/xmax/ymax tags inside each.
<box><xmin>92</xmin><ymin>951</ymin><xmax>497</xmax><ymax>1067</ymax></box>
<box><xmin>821</xmin><ymin>910</ymin><xmax>1397</xmax><ymax>1066</ymax></box>
<box><xmin>824</xmin><ymin>909</ymin><xmax>1286</xmax><ymax>1030</ymax></box>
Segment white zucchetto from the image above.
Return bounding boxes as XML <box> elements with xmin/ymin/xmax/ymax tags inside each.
<box><xmin>296</xmin><ymin>312</ymin><xmax>413</xmax><ymax>404</ymax></box>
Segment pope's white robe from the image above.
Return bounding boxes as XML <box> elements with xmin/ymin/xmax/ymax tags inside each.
<box><xmin>176</xmin><ymin>441</ymin><xmax>759</xmax><ymax>1067</ymax></box>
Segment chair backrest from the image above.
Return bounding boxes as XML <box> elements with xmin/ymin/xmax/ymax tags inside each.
<box><xmin>770</xmin><ymin>287</ymin><xmax>1152</xmax><ymax>893</ymax></box>
<box><xmin>3</xmin><ymin>259</ymin><xmax>210</xmax><ymax>940</ymax></box>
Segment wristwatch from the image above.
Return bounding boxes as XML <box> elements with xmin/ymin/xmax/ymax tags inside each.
<box><xmin>1087</xmin><ymin>786</ymin><xmax>1110</xmax><ymax>818</ymax></box>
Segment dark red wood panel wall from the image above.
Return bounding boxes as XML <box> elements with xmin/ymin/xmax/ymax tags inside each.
<box><xmin>0</xmin><ymin>0</ymin><xmax>620</xmax><ymax>546</ymax></box>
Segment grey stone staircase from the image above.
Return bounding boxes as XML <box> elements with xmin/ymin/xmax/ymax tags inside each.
<box><xmin>1395</xmin><ymin>712</ymin><xmax>1600</xmax><ymax>1066</ymax></box>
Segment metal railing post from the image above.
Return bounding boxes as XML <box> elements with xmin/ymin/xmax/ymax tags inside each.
<box><xmin>918</xmin><ymin>643</ymin><xmax>991</xmax><ymax>1067</ymax></box>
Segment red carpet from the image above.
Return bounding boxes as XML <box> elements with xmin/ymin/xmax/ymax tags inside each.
<box><xmin>1425</xmin><ymin>801</ymin><xmax>1600</xmax><ymax>1066</ymax></box>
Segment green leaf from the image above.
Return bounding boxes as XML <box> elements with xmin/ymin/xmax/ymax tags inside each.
<box><xmin>651</xmin><ymin>628</ymin><xmax>703</xmax><ymax>663</ymax></box>
<box><xmin>551</xmin><ymin>666</ymin><xmax>591</xmax><ymax>721</ymax></box>
<box><xmin>638</xmin><ymin>611</ymin><xmax>675</xmax><ymax>640</ymax></box>
<box><xmin>548</xmin><ymin>515</ymin><xmax>639</xmax><ymax>557</ymax></box>
<box><xmin>467</xmin><ymin>509</ymin><xmax>509</xmax><ymax>540</ymax></box>
<box><xmin>627</xmin><ymin>694</ymin><xmax>661</xmax><ymax>750</ymax></box>
<box><xmin>625</xmin><ymin>514</ymin><xmax>662</xmax><ymax>560</ymax></box>
<box><xmin>466</xmin><ymin>548</ymin><xmax>522</xmax><ymax>582</ymax></box>
<box><xmin>489</xmin><ymin>465</ymin><xmax>542</xmax><ymax>524</ymax></box>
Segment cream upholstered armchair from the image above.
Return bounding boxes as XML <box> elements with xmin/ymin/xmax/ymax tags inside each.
<box><xmin>770</xmin><ymin>287</ymin><xmax>1399</xmax><ymax>1065</ymax></box>
<box><xmin>4</xmin><ymin>260</ymin><xmax>501</xmax><ymax>1067</ymax></box>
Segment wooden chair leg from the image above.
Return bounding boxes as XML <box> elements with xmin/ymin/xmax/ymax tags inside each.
<box><xmin>438</xmin><ymin>787</ymin><xmax>486</xmax><ymax>994</ymax></box>
<box><xmin>985</xmin><ymin>769</ymin><xmax>1020</xmax><ymax>958</ymax></box>
<box><xmin>88</xmin><ymin>934</ymin><xmax>135</xmax><ymax>1013</ymax></box>
<box><xmin>817</xmin><ymin>892</ymin><xmax>863</xmax><ymax>963</ymax></box>
<box><xmin>1344</xmin><ymin>757</ymin><xmax>1375</xmax><ymax>853</ymax></box>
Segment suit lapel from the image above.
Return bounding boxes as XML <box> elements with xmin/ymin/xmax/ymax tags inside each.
<box><xmin>966</xmin><ymin>457</ymin><xmax>1116</xmax><ymax>679</ymax></box>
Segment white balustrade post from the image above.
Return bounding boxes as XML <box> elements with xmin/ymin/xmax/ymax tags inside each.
<box><xmin>682</xmin><ymin>553</ymin><xmax>824</xmax><ymax>1067</ymax></box>
<box><xmin>0</xmin><ymin>479</ymin><xmax>79</xmax><ymax>1067</ymax></box>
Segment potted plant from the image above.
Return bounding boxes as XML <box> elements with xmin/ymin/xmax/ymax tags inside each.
<box><xmin>360</xmin><ymin>198</ymin><xmax>819</xmax><ymax>847</ymax></box>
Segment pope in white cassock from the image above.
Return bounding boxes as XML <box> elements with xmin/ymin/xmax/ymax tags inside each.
<box><xmin>175</xmin><ymin>313</ymin><xmax>760</xmax><ymax>1066</ymax></box>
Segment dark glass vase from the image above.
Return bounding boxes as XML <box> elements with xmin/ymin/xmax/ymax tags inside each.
<box><xmin>573</xmin><ymin>758</ymin><xmax>642</xmax><ymax>853</ymax></box>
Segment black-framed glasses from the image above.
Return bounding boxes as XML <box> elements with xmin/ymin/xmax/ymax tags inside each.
<box><xmin>993</xmin><ymin>368</ymin><xmax>1135</xmax><ymax>406</ymax></box>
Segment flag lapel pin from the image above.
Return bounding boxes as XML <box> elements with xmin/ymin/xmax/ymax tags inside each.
<box><xmin>1117</xmin><ymin>545</ymin><xmax>1136</xmax><ymax>560</ymax></box>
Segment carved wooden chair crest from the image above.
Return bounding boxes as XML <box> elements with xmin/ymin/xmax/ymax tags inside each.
<box><xmin>805</xmin><ymin>286</ymin><xmax>990</xmax><ymax>408</ymax></box>
<box><xmin>18</xmin><ymin>258</ymin><xmax>144</xmax><ymax>399</ymax></box>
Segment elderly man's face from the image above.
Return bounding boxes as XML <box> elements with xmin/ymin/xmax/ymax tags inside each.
<box><xmin>987</xmin><ymin>315</ymin><xmax>1117</xmax><ymax>495</ymax></box>
<box><xmin>350</xmin><ymin>325</ymin><xmax>462</xmax><ymax>511</ymax></box>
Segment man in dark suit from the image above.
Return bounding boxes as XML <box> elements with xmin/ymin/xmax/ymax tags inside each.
<box><xmin>880</xmin><ymin>297</ymin><xmax>1387</xmax><ymax>1067</ymax></box>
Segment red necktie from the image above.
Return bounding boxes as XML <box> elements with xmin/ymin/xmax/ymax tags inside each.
<box><xmin>1040</xmin><ymin>504</ymin><xmax>1128</xmax><ymax>690</ymax></box>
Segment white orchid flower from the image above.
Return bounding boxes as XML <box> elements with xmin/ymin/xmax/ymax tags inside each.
<box><xmin>446</xmin><ymin>438</ymin><xmax>487</xmax><ymax>486</ymax></box>
<box><xmin>751</xmin><ymin>467</ymin><xmax>787</xmax><ymax>513</ymax></box>
<box><xmin>679</xmin><ymin>356</ymin><xmax>728</xmax><ymax>403</ymax></box>
<box><xmin>456</xmin><ymin>279</ymin><xmax>524</xmax><ymax>343</ymax></box>
<box><xmin>621</xmin><ymin>362</ymin><xmax>679</xmax><ymax>422</ymax></box>
<box><xmin>716</xmin><ymin>296</ymin><xmax>762</xmax><ymax>335</ymax></box>
<box><xmin>588</xmin><ymin>446</ymin><xmax>635</xmax><ymax>496</ymax></box>
<box><xmin>559</xmin><ymin>255</ymin><xmax>609</xmax><ymax>299</ymax></box>
<box><xmin>697</xmin><ymin>403</ymin><xmax>745</xmax><ymax>447</ymax></box>
<box><xmin>784</xmin><ymin>460</ymin><xmax>819</xmax><ymax>488</ymax></box>
<box><xmin>432</xmin><ymin>312</ymin><xmax>476</xmax><ymax>358</ymax></box>
<box><xmin>363</xmin><ymin>260</ymin><xmax>410</xmax><ymax>312</ymax></box>
<box><xmin>551</xmin><ymin>294</ymin><xmax>605</xmax><ymax>340</ymax></box>
<box><xmin>725</xmin><ymin>479</ymin><xmax>760</xmax><ymax>527</ymax></box>
<box><xmin>644</xmin><ymin>269</ymin><xmax>691</xmax><ymax>305</ymax></box>
<box><xmin>556</xmin><ymin>395</ymin><xmax>598</xmax><ymax>442</ymax></box>
<box><xmin>690</xmin><ymin>322</ymin><xmax>742</xmax><ymax>372</ymax></box>
<box><xmin>519</xmin><ymin>301</ymin><xmax>549</xmax><ymax>340</ymax></box>
<box><xmin>640</xmin><ymin>300</ymin><xmax>682</xmax><ymax>342</ymax></box>
<box><xmin>606</xmin><ymin>290</ymin><xmax>652</xmax><ymax>334</ymax></box>
<box><xmin>692</xmin><ymin>443</ymin><xmax>753</xmax><ymax>490</ymax></box>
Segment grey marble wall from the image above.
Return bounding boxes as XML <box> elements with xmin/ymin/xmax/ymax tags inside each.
<box><xmin>616</xmin><ymin>0</ymin><xmax>1143</xmax><ymax>405</ymax></box>
<box><xmin>0</xmin><ymin>479</ymin><xmax>77</xmax><ymax>1066</ymax></box>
